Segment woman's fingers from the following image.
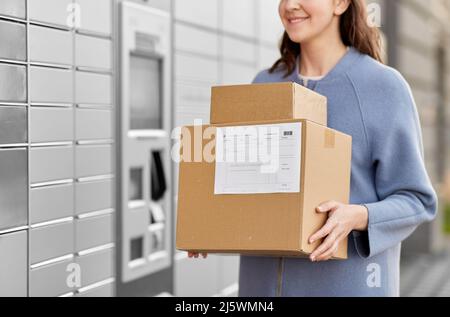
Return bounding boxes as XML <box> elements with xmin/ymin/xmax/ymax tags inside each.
<box><xmin>310</xmin><ymin>230</ymin><xmax>338</xmax><ymax>261</ymax></box>
<box><xmin>309</xmin><ymin>218</ymin><xmax>338</xmax><ymax>244</ymax></box>
<box><xmin>188</xmin><ymin>252</ymin><xmax>208</xmax><ymax>259</ymax></box>
<box><xmin>311</xmin><ymin>230</ymin><xmax>345</xmax><ymax>262</ymax></box>
<box><xmin>316</xmin><ymin>200</ymin><xmax>341</xmax><ymax>213</ymax></box>
<box><xmin>315</xmin><ymin>242</ymin><xmax>340</xmax><ymax>262</ymax></box>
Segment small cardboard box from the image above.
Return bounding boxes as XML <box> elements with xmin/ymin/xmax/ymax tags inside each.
<box><xmin>210</xmin><ymin>82</ymin><xmax>327</xmax><ymax>126</ymax></box>
<box><xmin>176</xmin><ymin>119</ymin><xmax>352</xmax><ymax>259</ymax></box>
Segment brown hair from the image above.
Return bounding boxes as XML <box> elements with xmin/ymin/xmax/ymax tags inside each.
<box><xmin>269</xmin><ymin>0</ymin><xmax>383</xmax><ymax>77</ymax></box>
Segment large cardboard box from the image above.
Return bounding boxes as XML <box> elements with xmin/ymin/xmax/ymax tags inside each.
<box><xmin>210</xmin><ymin>82</ymin><xmax>327</xmax><ymax>126</ymax></box>
<box><xmin>176</xmin><ymin>119</ymin><xmax>352</xmax><ymax>259</ymax></box>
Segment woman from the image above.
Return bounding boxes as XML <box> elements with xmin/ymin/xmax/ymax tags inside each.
<box><xmin>190</xmin><ymin>0</ymin><xmax>437</xmax><ymax>297</ymax></box>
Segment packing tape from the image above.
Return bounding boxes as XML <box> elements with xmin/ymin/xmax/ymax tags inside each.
<box><xmin>324</xmin><ymin>129</ymin><xmax>336</xmax><ymax>148</ymax></box>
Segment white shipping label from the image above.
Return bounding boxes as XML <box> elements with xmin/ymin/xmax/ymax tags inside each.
<box><xmin>214</xmin><ymin>122</ymin><xmax>302</xmax><ymax>195</ymax></box>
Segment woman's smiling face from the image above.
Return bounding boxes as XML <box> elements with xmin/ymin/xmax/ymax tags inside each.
<box><xmin>279</xmin><ymin>0</ymin><xmax>348</xmax><ymax>44</ymax></box>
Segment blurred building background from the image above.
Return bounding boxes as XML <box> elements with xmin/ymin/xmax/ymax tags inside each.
<box><xmin>0</xmin><ymin>0</ymin><xmax>448</xmax><ymax>297</ymax></box>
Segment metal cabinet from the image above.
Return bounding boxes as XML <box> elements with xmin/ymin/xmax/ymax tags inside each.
<box><xmin>0</xmin><ymin>63</ymin><xmax>27</xmax><ymax>102</ymax></box>
<box><xmin>175</xmin><ymin>53</ymin><xmax>219</xmax><ymax>84</ymax></box>
<box><xmin>29</xmin><ymin>221</ymin><xmax>74</xmax><ymax>264</ymax></box>
<box><xmin>222</xmin><ymin>0</ymin><xmax>256</xmax><ymax>38</ymax></box>
<box><xmin>222</xmin><ymin>36</ymin><xmax>256</xmax><ymax>64</ymax></box>
<box><xmin>0</xmin><ymin>231</ymin><xmax>27</xmax><ymax>297</ymax></box>
<box><xmin>76</xmin><ymin>213</ymin><xmax>113</xmax><ymax>252</ymax></box>
<box><xmin>75</xmin><ymin>0</ymin><xmax>112</xmax><ymax>35</ymax></box>
<box><xmin>28</xmin><ymin>0</ymin><xmax>72</xmax><ymax>27</ymax></box>
<box><xmin>76</xmin><ymin>282</ymin><xmax>114</xmax><ymax>297</ymax></box>
<box><xmin>30</xmin><ymin>183</ymin><xmax>74</xmax><ymax>224</ymax></box>
<box><xmin>76</xmin><ymin>35</ymin><xmax>112</xmax><ymax>70</ymax></box>
<box><xmin>29</xmin><ymin>258</ymin><xmax>74</xmax><ymax>297</ymax></box>
<box><xmin>76</xmin><ymin>109</ymin><xmax>112</xmax><ymax>141</ymax></box>
<box><xmin>75</xmin><ymin>145</ymin><xmax>113</xmax><ymax>178</ymax></box>
<box><xmin>221</xmin><ymin>61</ymin><xmax>257</xmax><ymax>85</ymax></box>
<box><xmin>75</xmin><ymin>179</ymin><xmax>113</xmax><ymax>215</ymax></box>
<box><xmin>0</xmin><ymin>148</ymin><xmax>27</xmax><ymax>231</ymax></box>
<box><xmin>0</xmin><ymin>20</ymin><xmax>26</xmax><ymax>61</ymax></box>
<box><xmin>258</xmin><ymin>0</ymin><xmax>284</xmax><ymax>45</ymax></box>
<box><xmin>0</xmin><ymin>0</ymin><xmax>26</xmax><ymax>19</ymax></box>
<box><xmin>29</xmin><ymin>25</ymin><xmax>73</xmax><ymax>66</ymax></box>
<box><xmin>30</xmin><ymin>146</ymin><xmax>74</xmax><ymax>184</ymax></box>
<box><xmin>30</xmin><ymin>107</ymin><xmax>74</xmax><ymax>143</ymax></box>
<box><xmin>0</xmin><ymin>106</ymin><xmax>27</xmax><ymax>145</ymax></box>
<box><xmin>76</xmin><ymin>248</ymin><xmax>114</xmax><ymax>287</ymax></box>
<box><xmin>0</xmin><ymin>0</ymin><xmax>117</xmax><ymax>298</ymax></box>
<box><xmin>258</xmin><ymin>46</ymin><xmax>280</xmax><ymax>69</ymax></box>
<box><xmin>174</xmin><ymin>0</ymin><xmax>218</xmax><ymax>29</ymax></box>
<box><xmin>30</xmin><ymin>67</ymin><xmax>73</xmax><ymax>104</ymax></box>
<box><xmin>174</xmin><ymin>24</ymin><xmax>218</xmax><ymax>57</ymax></box>
<box><xmin>76</xmin><ymin>72</ymin><xmax>112</xmax><ymax>105</ymax></box>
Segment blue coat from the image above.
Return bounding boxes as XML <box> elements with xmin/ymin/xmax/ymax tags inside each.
<box><xmin>238</xmin><ymin>47</ymin><xmax>438</xmax><ymax>297</ymax></box>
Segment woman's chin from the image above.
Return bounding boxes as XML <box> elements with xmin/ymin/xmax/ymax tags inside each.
<box><xmin>287</xmin><ymin>34</ymin><xmax>311</xmax><ymax>45</ymax></box>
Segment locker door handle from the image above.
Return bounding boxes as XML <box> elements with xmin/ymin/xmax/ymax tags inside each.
<box><xmin>151</xmin><ymin>151</ymin><xmax>167</xmax><ymax>201</ymax></box>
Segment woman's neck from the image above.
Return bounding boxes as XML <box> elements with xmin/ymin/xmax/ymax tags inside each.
<box><xmin>299</xmin><ymin>32</ymin><xmax>348</xmax><ymax>78</ymax></box>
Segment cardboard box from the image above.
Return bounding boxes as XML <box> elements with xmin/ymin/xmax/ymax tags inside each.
<box><xmin>176</xmin><ymin>119</ymin><xmax>352</xmax><ymax>259</ymax></box>
<box><xmin>210</xmin><ymin>82</ymin><xmax>327</xmax><ymax>126</ymax></box>
<box><xmin>443</xmin><ymin>171</ymin><xmax>450</xmax><ymax>201</ymax></box>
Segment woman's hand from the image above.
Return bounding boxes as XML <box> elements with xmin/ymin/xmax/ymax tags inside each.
<box><xmin>309</xmin><ymin>201</ymin><xmax>368</xmax><ymax>262</ymax></box>
<box><xmin>188</xmin><ymin>252</ymin><xmax>208</xmax><ymax>259</ymax></box>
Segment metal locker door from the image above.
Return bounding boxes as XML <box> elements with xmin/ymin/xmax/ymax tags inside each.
<box><xmin>0</xmin><ymin>231</ymin><xmax>27</xmax><ymax>297</ymax></box>
<box><xmin>0</xmin><ymin>148</ymin><xmax>28</xmax><ymax>231</ymax></box>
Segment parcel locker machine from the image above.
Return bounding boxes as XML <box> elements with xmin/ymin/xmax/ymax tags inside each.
<box><xmin>117</xmin><ymin>1</ymin><xmax>173</xmax><ymax>295</ymax></box>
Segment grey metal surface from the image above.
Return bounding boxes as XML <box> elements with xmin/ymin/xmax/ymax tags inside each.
<box><xmin>76</xmin><ymin>248</ymin><xmax>114</xmax><ymax>286</ymax></box>
<box><xmin>29</xmin><ymin>183</ymin><xmax>74</xmax><ymax>224</ymax></box>
<box><xmin>75</xmin><ymin>145</ymin><xmax>113</xmax><ymax>178</ymax></box>
<box><xmin>173</xmin><ymin>0</ymin><xmax>218</xmax><ymax>29</ymax></box>
<box><xmin>29</xmin><ymin>146</ymin><xmax>74</xmax><ymax>184</ymax></box>
<box><xmin>0</xmin><ymin>231</ymin><xmax>27</xmax><ymax>297</ymax></box>
<box><xmin>0</xmin><ymin>0</ymin><xmax>26</xmax><ymax>19</ymax></box>
<box><xmin>30</xmin><ymin>67</ymin><xmax>73</xmax><ymax>103</ymax></box>
<box><xmin>0</xmin><ymin>20</ymin><xmax>26</xmax><ymax>61</ymax></box>
<box><xmin>76</xmin><ymin>34</ymin><xmax>112</xmax><ymax>70</ymax></box>
<box><xmin>75</xmin><ymin>214</ymin><xmax>113</xmax><ymax>252</ymax></box>
<box><xmin>75</xmin><ymin>179</ymin><xmax>113</xmax><ymax>215</ymax></box>
<box><xmin>75</xmin><ymin>0</ymin><xmax>112</xmax><ymax>35</ymax></box>
<box><xmin>29</xmin><ymin>221</ymin><xmax>74</xmax><ymax>264</ymax></box>
<box><xmin>30</xmin><ymin>107</ymin><xmax>74</xmax><ymax>143</ymax></box>
<box><xmin>76</xmin><ymin>283</ymin><xmax>114</xmax><ymax>297</ymax></box>
<box><xmin>29</xmin><ymin>25</ymin><xmax>73</xmax><ymax>65</ymax></box>
<box><xmin>0</xmin><ymin>148</ymin><xmax>28</xmax><ymax>231</ymax></box>
<box><xmin>0</xmin><ymin>106</ymin><xmax>27</xmax><ymax>144</ymax></box>
<box><xmin>28</xmin><ymin>0</ymin><xmax>72</xmax><ymax>26</ymax></box>
<box><xmin>0</xmin><ymin>0</ymin><xmax>116</xmax><ymax>297</ymax></box>
<box><xmin>76</xmin><ymin>72</ymin><xmax>112</xmax><ymax>105</ymax></box>
<box><xmin>0</xmin><ymin>63</ymin><xmax>27</xmax><ymax>102</ymax></box>
<box><xmin>75</xmin><ymin>108</ymin><xmax>112</xmax><ymax>140</ymax></box>
<box><xmin>29</xmin><ymin>259</ymin><xmax>74</xmax><ymax>297</ymax></box>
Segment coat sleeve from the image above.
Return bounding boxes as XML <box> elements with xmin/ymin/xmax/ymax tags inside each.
<box><xmin>352</xmin><ymin>70</ymin><xmax>438</xmax><ymax>258</ymax></box>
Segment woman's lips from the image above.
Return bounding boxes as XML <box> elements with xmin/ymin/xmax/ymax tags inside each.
<box><xmin>287</xmin><ymin>17</ymin><xmax>309</xmax><ymax>24</ymax></box>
